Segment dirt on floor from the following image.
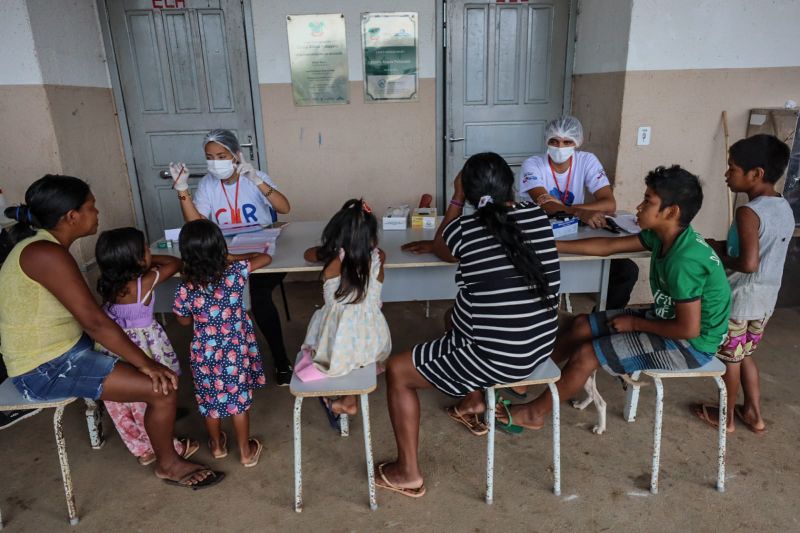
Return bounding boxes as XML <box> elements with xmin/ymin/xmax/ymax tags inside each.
<box><xmin>1</xmin><ymin>283</ymin><xmax>799</xmax><ymax>532</ymax></box>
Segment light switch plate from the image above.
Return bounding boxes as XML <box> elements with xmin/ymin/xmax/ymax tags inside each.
<box><xmin>637</xmin><ymin>126</ymin><xmax>651</xmax><ymax>146</ymax></box>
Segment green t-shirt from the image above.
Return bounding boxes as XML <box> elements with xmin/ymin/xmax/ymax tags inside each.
<box><xmin>639</xmin><ymin>226</ymin><xmax>731</xmax><ymax>353</ymax></box>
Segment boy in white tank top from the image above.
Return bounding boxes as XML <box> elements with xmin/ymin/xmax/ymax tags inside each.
<box><xmin>693</xmin><ymin>134</ymin><xmax>794</xmax><ymax>434</ymax></box>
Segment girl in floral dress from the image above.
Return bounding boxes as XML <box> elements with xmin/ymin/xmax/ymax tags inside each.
<box><xmin>173</xmin><ymin>219</ymin><xmax>269</xmax><ymax>467</ymax></box>
<box><xmin>95</xmin><ymin>227</ymin><xmax>199</xmax><ymax>466</ymax></box>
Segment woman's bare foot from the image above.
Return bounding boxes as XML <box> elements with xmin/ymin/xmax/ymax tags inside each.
<box><xmin>376</xmin><ymin>461</ymin><xmax>424</xmax><ymax>491</ymax></box>
<box><xmin>496</xmin><ymin>401</ymin><xmax>546</xmax><ymax>430</ymax></box>
<box><xmin>455</xmin><ymin>390</ymin><xmax>485</xmax><ymax>415</ymax></box>
<box><xmin>331</xmin><ymin>395</ymin><xmax>358</xmax><ymax>416</ymax></box>
<box><xmin>154</xmin><ymin>458</ymin><xmax>214</xmax><ymax>485</ymax></box>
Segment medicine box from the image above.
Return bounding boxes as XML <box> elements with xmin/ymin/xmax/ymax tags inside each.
<box><xmin>550</xmin><ymin>217</ymin><xmax>579</xmax><ymax>238</ymax></box>
<box><xmin>383</xmin><ymin>206</ymin><xmax>409</xmax><ymax>230</ymax></box>
<box><xmin>411</xmin><ymin>208</ymin><xmax>437</xmax><ymax>229</ymax></box>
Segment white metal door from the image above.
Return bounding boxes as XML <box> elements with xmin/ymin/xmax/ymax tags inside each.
<box><xmin>446</xmin><ymin>0</ymin><xmax>572</xmax><ymax>199</ymax></box>
<box><xmin>107</xmin><ymin>0</ymin><xmax>258</xmax><ymax>241</ymax></box>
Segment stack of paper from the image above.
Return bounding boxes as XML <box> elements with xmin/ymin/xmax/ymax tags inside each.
<box><xmin>227</xmin><ymin>227</ymin><xmax>283</xmax><ymax>255</ymax></box>
<box><xmin>609</xmin><ymin>213</ymin><xmax>641</xmax><ymax>234</ymax></box>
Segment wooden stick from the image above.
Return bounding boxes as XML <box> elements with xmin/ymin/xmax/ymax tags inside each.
<box><xmin>722</xmin><ymin>111</ymin><xmax>733</xmax><ymax>226</ymax></box>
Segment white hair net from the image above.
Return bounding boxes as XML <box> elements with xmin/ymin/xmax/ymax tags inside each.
<box><xmin>544</xmin><ymin>116</ymin><xmax>584</xmax><ymax>146</ymax></box>
<box><xmin>203</xmin><ymin>129</ymin><xmax>240</xmax><ymax>156</ymax></box>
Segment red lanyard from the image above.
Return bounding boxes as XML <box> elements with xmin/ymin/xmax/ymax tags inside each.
<box><xmin>220</xmin><ymin>178</ymin><xmax>241</xmax><ymax>224</ymax></box>
<box><xmin>548</xmin><ymin>158</ymin><xmax>573</xmax><ymax>204</ymax></box>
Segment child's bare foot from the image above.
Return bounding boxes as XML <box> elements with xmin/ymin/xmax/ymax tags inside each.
<box><xmin>734</xmin><ymin>405</ymin><xmax>766</xmax><ymax>434</ymax></box>
<box><xmin>208</xmin><ymin>431</ymin><xmax>228</xmax><ymax>459</ymax></box>
<box><xmin>691</xmin><ymin>404</ymin><xmax>735</xmax><ymax>433</ymax></box>
<box><xmin>137</xmin><ymin>452</ymin><xmax>156</xmax><ymax>466</ymax></box>
<box><xmin>240</xmin><ymin>437</ymin><xmax>264</xmax><ymax>467</ymax></box>
<box><xmin>331</xmin><ymin>395</ymin><xmax>358</xmax><ymax>416</ymax></box>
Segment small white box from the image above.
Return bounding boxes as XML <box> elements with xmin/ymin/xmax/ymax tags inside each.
<box><xmin>382</xmin><ymin>206</ymin><xmax>409</xmax><ymax>230</ymax></box>
<box><xmin>411</xmin><ymin>208</ymin><xmax>437</xmax><ymax>229</ymax></box>
<box><xmin>550</xmin><ymin>217</ymin><xmax>579</xmax><ymax>238</ymax></box>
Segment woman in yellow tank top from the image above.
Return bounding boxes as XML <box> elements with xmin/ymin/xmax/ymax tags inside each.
<box><xmin>0</xmin><ymin>175</ymin><xmax>223</xmax><ymax>489</ymax></box>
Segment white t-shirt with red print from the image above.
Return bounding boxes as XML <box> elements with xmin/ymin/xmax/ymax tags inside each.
<box><xmin>193</xmin><ymin>170</ymin><xmax>279</xmax><ymax>226</ymax></box>
<box><xmin>518</xmin><ymin>151</ymin><xmax>610</xmax><ymax>206</ymax></box>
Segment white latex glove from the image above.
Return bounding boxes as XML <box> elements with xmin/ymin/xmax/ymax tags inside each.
<box><xmin>169</xmin><ymin>162</ymin><xmax>189</xmax><ymax>192</ymax></box>
<box><xmin>235</xmin><ymin>152</ymin><xmax>262</xmax><ymax>185</ymax></box>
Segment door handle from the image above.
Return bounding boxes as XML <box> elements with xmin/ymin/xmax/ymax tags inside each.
<box><xmin>447</xmin><ymin>136</ymin><xmax>465</xmax><ymax>142</ymax></box>
<box><xmin>239</xmin><ymin>135</ymin><xmax>255</xmax><ymax>161</ymax></box>
<box><xmin>159</xmin><ymin>170</ymin><xmax>205</xmax><ymax>179</ymax></box>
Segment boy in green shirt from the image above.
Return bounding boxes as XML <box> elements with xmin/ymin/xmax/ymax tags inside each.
<box><xmin>498</xmin><ymin>165</ymin><xmax>731</xmax><ymax>430</ymax></box>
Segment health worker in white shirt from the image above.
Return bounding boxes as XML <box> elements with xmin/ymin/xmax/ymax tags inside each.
<box><xmin>170</xmin><ymin>129</ymin><xmax>294</xmax><ymax>385</ymax></box>
<box><xmin>520</xmin><ymin>116</ymin><xmax>638</xmax><ymax>309</ymax></box>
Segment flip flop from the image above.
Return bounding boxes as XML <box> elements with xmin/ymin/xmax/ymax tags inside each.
<box><xmin>179</xmin><ymin>437</ymin><xmax>200</xmax><ymax>460</ymax></box>
<box><xmin>159</xmin><ymin>468</ymin><xmax>225</xmax><ymax>490</ymax></box>
<box><xmin>495</xmin><ymin>399</ymin><xmax>524</xmax><ymax>434</ymax></box>
<box><xmin>318</xmin><ymin>398</ymin><xmax>341</xmax><ymax>431</ymax></box>
<box><xmin>734</xmin><ymin>405</ymin><xmax>767</xmax><ymax>435</ymax></box>
<box><xmin>242</xmin><ymin>438</ymin><xmax>264</xmax><ymax>468</ymax></box>
<box><xmin>138</xmin><ymin>453</ymin><xmax>156</xmax><ymax>466</ymax></box>
<box><xmin>209</xmin><ymin>431</ymin><xmax>228</xmax><ymax>459</ymax></box>
<box><xmin>375</xmin><ymin>462</ymin><xmax>426</xmax><ymax>498</ymax></box>
<box><xmin>691</xmin><ymin>403</ymin><xmax>731</xmax><ymax>432</ymax></box>
<box><xmin>445</xmin><ymin>405</ymin><xmax>488</xmax><ymax>436</ymax></box>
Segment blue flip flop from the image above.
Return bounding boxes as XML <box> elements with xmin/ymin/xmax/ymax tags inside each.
<box><xmin>318</xmin><ymin>397</ymin><xmax>341</xmax><ymax>431</ymax></box>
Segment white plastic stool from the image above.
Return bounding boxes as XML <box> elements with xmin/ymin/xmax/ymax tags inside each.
<box><xmin>484</xmin><ymin>358</ymin><xmax>562</xmax><ymax>504</ymax></box>
<box><xmin>289</xmin><ymin>361</ymin><xmax>378</xmax><ymax>512</ymax></box>
<box><xmin>625</xmin><ymin>358</ymin><xmax>728</xmax><ymax>494</ymax></box>
<box><xmin>0</xmin><ymin>380</ymin><xmax>83</xmax><ymax>526</ymax></box>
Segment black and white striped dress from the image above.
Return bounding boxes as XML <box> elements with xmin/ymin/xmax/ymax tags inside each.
<box><xmin>412</xmin><ymin>202</ymin><xmax>560</xmax><ymax>397</ymax></box>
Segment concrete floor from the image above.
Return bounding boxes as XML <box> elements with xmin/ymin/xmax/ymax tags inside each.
<box><xmin>1</xmin><ymin>282</ymin><xmax>799</xmax><ymax>532</ymax></box>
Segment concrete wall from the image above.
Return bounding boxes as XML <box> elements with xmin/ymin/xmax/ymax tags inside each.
<box><xmin>0</xmin><ymin>0</ymin><xmax>133</xmax><ymax>267</ymax></box>
<box><xmin>251</xmin><ymin>0</ymin><xmax>437</xmax><ymax>221</ymax></box>
<box><xmin>571</xmin><ymin>0</ymin><xmax>800</xmax><ymax>303</ymax></box>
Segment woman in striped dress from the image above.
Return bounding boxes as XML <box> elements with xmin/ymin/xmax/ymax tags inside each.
<box><xmin>376</xmin><ymin>152</ymin><xmax>561</xmax><ymax>497</ymax></box>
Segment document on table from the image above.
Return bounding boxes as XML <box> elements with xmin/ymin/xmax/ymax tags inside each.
<box><xmin>228</xmin><ymin>227</ymin><xmax>283</xmax><ymax>255</ymax></box>
<box><xmin>609</xmin><ymin>213</ymin><xmax>641</xmax><ymax>234</ymax></box>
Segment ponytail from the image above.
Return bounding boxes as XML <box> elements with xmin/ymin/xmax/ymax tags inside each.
<box><xmin>461</xmin><ymin>152</ymin><xmax>556</xmax><ymax>307</ymax></box>
<box><xmin>475</xmin><ymin>202</ymin><xmax>556</xmax><ymax>306</ymax></box>
<box><xmin>3</xmin><ymin>174</ymin><xmax>91</xmax><ymax>245</ymax></box>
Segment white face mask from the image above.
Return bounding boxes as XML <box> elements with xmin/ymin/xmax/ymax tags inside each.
<box><xmin>207</xmin><ymin>159</ymin><xmax>235</xmax><ymax>180</ymax></box>
<box><xmin>547</xmin><ymin>145</ymin><xmax>575</xmax><ymax>165</ymax></box>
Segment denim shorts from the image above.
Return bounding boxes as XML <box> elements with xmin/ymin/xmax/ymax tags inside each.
<box><xmin>12</xmin><ymin>335</ymin><xmax>119</xmax><ymax>401</ymax></box>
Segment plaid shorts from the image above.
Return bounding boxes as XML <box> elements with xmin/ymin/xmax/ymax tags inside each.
<box><xmin>716</xmin><ymin>316</ymin><xmax>770</xmax><ymax>363</ymax></box>
<box><xmin>588</xmin><ymin>309</ymin><xmax>714</xmax><ymax>376</ymax></box>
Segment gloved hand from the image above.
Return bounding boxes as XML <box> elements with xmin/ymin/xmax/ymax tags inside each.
<box><xmin>169</xmin><ymin>162</ymin><xmax>189</xmax><ymax>192</ymax></box>
<box><xmin>236</xmin><ymin>152</ymin><xmax>262</xmax><ymax>186</ymax></box>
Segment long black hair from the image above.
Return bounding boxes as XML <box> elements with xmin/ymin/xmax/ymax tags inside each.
<box><xmin>96</xmin><ymin>227</ymin><xmax>148</xmax><ymax>303</ymax></box>
<box><xmin>316</xmin><ymin>199</ymin><xmax>378</xmax><ymax>304</ymax></box>
<box><xmin>3</xmin><ymin>175</ymin><xmax>91</xmax><ymax>245</ymax></box>
<box><xmin>178</xmin><ymin>219</ymin><xmax>228</xmax><ymax>288</ymax></box>
<box><xmin>461</xmin><ymin>152</ymin><xmax>555</xmax><ymax>306</ymax></box>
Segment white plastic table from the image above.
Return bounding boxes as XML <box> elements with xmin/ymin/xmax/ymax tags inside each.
<box><xmin>152</xmin><ymin>221</ymin><xmax>647</xmax><ymax>308</ymax></box>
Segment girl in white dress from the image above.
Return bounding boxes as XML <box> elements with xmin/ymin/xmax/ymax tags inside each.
<box><xmin>297</xmin><ymin>199</ymin><xmax>391</xmax><ymax>419</ymax></box>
